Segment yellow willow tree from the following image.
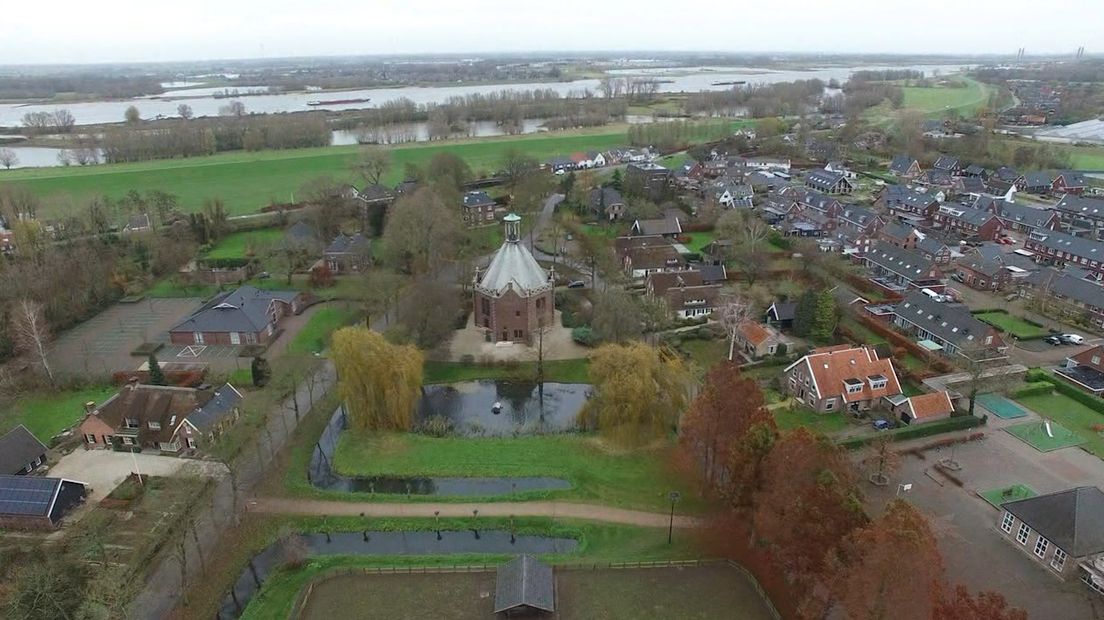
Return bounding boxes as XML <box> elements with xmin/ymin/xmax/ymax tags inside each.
<box><xmin>583</xmin><ymin>342</ymin><xmax>691</xmax><ymax>447</ymax></box>
<box><xmin>331</xmin><ymin>327</ymin><xmax>424</xmax><ymax>432</ymax></box>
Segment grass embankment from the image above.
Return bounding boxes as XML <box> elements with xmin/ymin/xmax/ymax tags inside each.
<box><xmin>329</xmin><ymin>432</ymin><xmax>703</xmax><ymax>513</ymax></box>
<box><xmin>422</xmin><ymin>359</ymin><xmax>590</xmax><ymax>384</ymax></box>
<box><xmin>0</xmin><ymin>385</ymin><xmax>117</xmax><ymax>441</ymax></box>
<box><xmin>974</xmin><ymin>311</ymin><xmax>1049</xmax><ymax>340</ymax></box>
<box><xmin>287</xmin><ymin>305</ymin><xmax>361</xmax><ymax>355</ymax></box>
<box><xmin>1014</xmin><ymin>392</ymin><xmax>1104</xmax><ymax>458</ymax></box>
<box><xmin>186</xmin><ymin>515</ymin><xmax>702</xmax><ymax>620</ymax></box>
<box><xmin>6</xmin><ymin>126</ymin><xmax>642</xmax><ymax>219</ymax></box>
<box><xmin>865</xmin><ymin>76</ymin><xmax>992</xmax><ymax>125</ymax></box>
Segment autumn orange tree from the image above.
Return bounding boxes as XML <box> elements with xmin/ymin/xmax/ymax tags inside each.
<box><xmin>680</xmin><ymin>361</ymin><xmax>776</xmax><ymax>501</ymax></box>
<box><xmin>933</xmin><ymin>586</ymin><xmax>1028</xmax><ymax>620</ymax></box>
<box><xmin>829</xmin><ymin>500</ymin><xmax>943</xmax><ymax>620</ymax></box>
<box><xmin>751</xmin><ymin>428</ymin><xmax>866</xmax><ymax>581</ymax></box>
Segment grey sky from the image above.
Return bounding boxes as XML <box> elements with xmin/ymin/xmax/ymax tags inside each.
<box><xmin>2</xmin><ymin>0</ymin><xmax>1099</xmax><ymax>65</ymax></box>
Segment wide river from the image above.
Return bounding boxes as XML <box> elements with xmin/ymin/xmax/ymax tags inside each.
<box><xmin>0</xmin><ymin>63</ymin><xmax>967</xmax><ymax>128</ymax></box>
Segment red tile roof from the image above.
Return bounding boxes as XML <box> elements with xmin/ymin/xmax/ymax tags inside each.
<box><xmin>907</xmin><ymin>391</ymin><xmax>955</xmax><ymax>420</ymax></box>
<box><xmin>738</xmin><ymin>321</ymin><xmax>773</xmax><ymax>347</ymax></box>
<box><xmin>795</xmin><ymin>345</ymin><xmax>901</xmax><ymax>403</ymax></box>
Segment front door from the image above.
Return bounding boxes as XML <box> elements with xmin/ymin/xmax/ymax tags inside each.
<box><xmin>193</xmin><ymin>332</ymin><xmax>204</xmax><ymax>345</ymax></box>
<box><xmin>229</xmin><ymin>332</ymin><xmax>241</xmax><ymax>345</ymax></box>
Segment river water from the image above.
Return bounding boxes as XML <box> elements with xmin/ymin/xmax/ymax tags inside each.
<box><xmin>0</xmin><ymin>63</ymin><xmax>967</xmax><ymax>128</ymax></box>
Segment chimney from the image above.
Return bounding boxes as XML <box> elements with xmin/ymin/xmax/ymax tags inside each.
<box><xmin>127</xmin><ymin>376</ymin><xmax>140</xmax><ymax>391</ymax></box>
<box><xmin>84</xmin><ymin>401</ymin><xmax>97</xmax><ymax>415</ymax></box>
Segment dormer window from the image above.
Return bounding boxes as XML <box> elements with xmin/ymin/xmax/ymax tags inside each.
<box><xmin>868</xmin><ymin>374</ymin><xmax>888</xmax><ymax>390</ymax></box>
<box><xmin>844</xmin><ymin>378</ymin><xmax>864</xmax><ymax>394</ymax></box>
<box><xmin>124</xmin><ymin>417</ymin><xmax>140</xmax><ymax>429</ymax></box>
<box><xmin>148</xmin><ymin>421</ymin><xmax>161</xmax><ymax>431</ymax></box>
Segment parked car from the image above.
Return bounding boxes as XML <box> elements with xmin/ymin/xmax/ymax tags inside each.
<box><xmin>1060</xmin><ymin>334</ymin><xmax>1085</xmax><ymax>345</ymax></box>
<box><xmin>567</xmin><ymin>280</ymin><xmax>586</xmax><ymax>289</ymax></box>
<box><xmin>1045</xmin><ymin>335</ymin><xmax>1063</xmax><ymax>346</ymax></box>
<box><xmin>951</xmin><ymin>272</ymin><xmax>965</xmax><ymax>283</ymax></box>
<box><xmin>872</xmin><ymin>419</ymin><xmax>891</xmax><ymax>431</ymax></box>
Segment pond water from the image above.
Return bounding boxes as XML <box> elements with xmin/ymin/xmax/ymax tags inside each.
<box><xmin>0</xmin><ymin>63</ymin><xmax>969</xmax><ymax>127</ymax></box>
<box><xmin>218</xmin><ymin>530</ymin><xmax>578</xmax><ymax>619</ymax></box>
<box><xmin>310</xmin><ymin>381</ymin><xmax>587</xmax><ymax>497</ymax></box>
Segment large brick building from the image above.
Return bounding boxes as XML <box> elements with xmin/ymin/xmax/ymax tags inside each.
<box><xmin>474</xmin><ymin>214</ymin><xmax>554</xmax><ymax>343</ymax></box>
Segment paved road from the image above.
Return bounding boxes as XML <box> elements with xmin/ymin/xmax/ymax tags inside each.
<box><xmin>248</xmin><ymin>497</ymin><xmax>702</xmax><ymax>528</ymax></box>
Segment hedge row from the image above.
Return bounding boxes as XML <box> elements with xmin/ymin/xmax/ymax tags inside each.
<box><xmin>838</xmin><ymin>414</ymin><xmax>984</xmax><ymax>450</ymax></box>
<box><xmin>1024</xmin><ymin>368</ymin><xmax>1104</xmax><ymax>415</ymax></box>
<box><xmin>1011</xmin><ymin>382</ymin><xmax>1055</xmax><ymax>399</ymax></box>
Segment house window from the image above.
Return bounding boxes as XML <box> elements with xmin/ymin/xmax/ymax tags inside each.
<box><xmin>1052</xmin><ymin>548</ymin><xmax>1067</xmax><ymax>572</ymax></box>
<box><xmin>825</xmin><ymin>399</ymin><xmax>835</xmax><ymax>411</ymax></box>
<box><xmin>513</xmin><ymin>330</ymin><xmax>523</xmax><ymax>338</ymax></box>
<box><xmin>1016</xmin><ymin>523</ymin><xmax>1030</xmax><ymax>545</ymax></box>
<box><xmin>846</xmin><ymin>383</ymin><xmax>863</xmax><ymax>394</ymax></box>
<box><xmin>186</xmin><ymin>437</ymin><xmax>197</xmax><ymax>449</ymax></box>
<box><xmin>1093</xmin><ymin>356</ymin><xmax>1101</xmax><ymax>366</ymax></box>
<box><xmin>122</xmin><ymin>436</ymin><xmax>135</xmax><ymax>446</ymax></box>
<box><xmin>515</xmin><ymin>310</ymin><xmax>521</xmax><ymax>317</ymax></box>
<box><xmin>148</xmin><ymin>421</ymin><xmax>161</xmax><ymax>431</ymax></box>
<box><xmin>104</xmin><ymin>435</ymin><xmax>113</xmax><ymax>445</ymax></box>
<box><xmin>1034</xmin><ymin>536</ymin><xmax>1049</xmax><ymax>558</ymax></box>
<box><xmin>84</xmin><ymin>433</ymin><xmax>96</xmax><ymax>444</ymax></box>
<box><xmin>124</xmin><ymin>418</ymin><xmax>140</xmax><ymax>429</ymax></box>
<box><xmin>194</xmin><ymin>331</ymin><xmax>205</xmax><ymax>345</ymax></box>
<box><xmin>1000</xmin><ymin>512</ymin><xmax>1014</xmax><ymax>533</ymax></box>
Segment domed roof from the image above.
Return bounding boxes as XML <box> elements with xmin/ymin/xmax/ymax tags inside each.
<box><xmin>476</xmin><ymin>239</ymin><xmax>549</xmax><ymax>297</ymax></box>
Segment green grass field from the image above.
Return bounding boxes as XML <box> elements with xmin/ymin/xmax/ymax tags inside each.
<box><xmin>773</xmin><ymin>406</ymin><xmax>849</xmax><ymax>435</ymax></box>
<box><xmin>4</xmin><ymin>126</ymin><xmax>653</xmax><ymax>219</ymax></box>
<box><xmin>865</xmin><ymin>76</ymin><xmax>992</xmax><ymax>125</ymax></box>
<box><xmin>979</xmin><ymin>484</ymin><xmax>1037</xmax><ymax>509</ymax></box>
<box><xmin>974</xmin><ymin>311</ymin><xmax>1048</xmax><ymax>339</ymax></box>
<box><xmin>287</xmin><ymin>305</ymin><xmax>360</xmax><ymax>355</ymax></box>
<box><xmin>0</xmin><ymin>385</ymin><xmax>117</xmax><ymax>441</ymax></box>
<box><xmin>683</xmin><ymin>231</ymin><xmax>715</xmax><ymax>253</ymax></box>
<box><xmin>203</xmin><ymin>228</ymin><xmax>285</xmax><ymax>260</ymax></box>
<box><xmin>1005</xmin><ymin>419</ymin><xmax>1084</xmax><ymax>453</ymax></box>
<box><xmin>422</xmin><ymin>359</ymin><xmax>590</xmax><ymax>384</ymax></box>
<box><xmin>1015</xmin><ymin>392</ymin><xmax>1104</xmax><ymax>458</ymax></box>
<box><xmin>331</xmin><ymin>433</ymin><xmax>703</xmax><ymax>512</ymax></box>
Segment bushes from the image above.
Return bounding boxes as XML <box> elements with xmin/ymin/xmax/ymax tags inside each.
<box><xmin>1024</xmin><ymin>368</ymin><xmax>1104</xmax><ymax>415</ymax></box>
<box><xmin>838</xmin><ymin>414</ymin><xmax>983</xmax><ymax>450</ymax></box>
<box><xmin>1011</xmin><ymin>382</ymin><xmax>1054</xmax><ymax>399</ymax></box>
<box><xmin>571</xmin><ymin>326</ymin><xmax>598</xmax><ymax>347</ymax></box>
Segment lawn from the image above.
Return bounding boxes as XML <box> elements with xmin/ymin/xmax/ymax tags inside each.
<box><xmin>0</xmin><ymin>385</ymin><xmax>117</xmax><ymax>441</ymax></box>
<box><xmin>680</xmin><ymin>338</ymin><xmax>729</xmax><ymax>370</ymax></box>
<box><xmin>974</xmin><ymin>311</ymin><xmax>1048</xmax><ymax>339</ymax></box>
<box><xmin>287</xmin><ymin>305</ymin><xmax>361</xmax><ymax>355</ymax></box>
<box><xmin>773</xmin><ymin>406</ymin><xmax>849</xmax><ymax>436</ymax></box>
<box><xmin>1005</xmin><ymin>419</ymin><xmax>1084</xmax><ymax>453</ymax></box>
<box><xmin>865</xmin><ymin>76</ymin><xmax>992</xmax><ymax>124</ymax></box>
<box><xmin>422</xmin><ymin>359</ymin><xmax>590</xmax><ymax>384</ymax></box>
<box><xmin>1015</xmin><ymin>392</ymin><xmax>1104</xmax><ymax>458</ymax></box>
<box><xmin>203</xmin><ymin>228</ymin><xmax>285</xmax><ymax>260</ymax></box>
<box><xmin>979</xmin><ymin>484</ymin><xmax>1037</xmax><ymax>509</ymax></box>
<box><xmin>6</xmin><ymin>125</ymin><xmax>677</xmax><ymax>220</ymax></box>
<box><xmin>144</xmin><ymin>276</ymin><xmax>219</xmax><ymax>299</ymax></box>
<box><xmin>331</xmin><ymin>433</ymin><xmax>703</xmax><ymax>512</ymax></box>
<box><xmin>683</xmin><ymin>231</ymin><xmax>715</xmax><ymax>254</ymax></box>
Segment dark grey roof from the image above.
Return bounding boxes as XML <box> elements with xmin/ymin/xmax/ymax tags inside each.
<box><xmin>0</xmin><ymin>475</ymin><xmax>80</xmax><ymax>518</ymax></box>
<box><xmin>126</xmin><ymin>213</ymin><xmax>151</xmax><ymax>230</ymax></box>
<box><xmin>800</xmin><ymin>190</ymin><xmax>841</xmax><ymax>213</ymax></box>
<box><xmin>588</xmin><ymin>187</ymin><xmax>624</xmax><ymax>213</ymax></box>
<box><xmin>933</xmin><ymin>155</ymin><xmax>960</xmax><ymax>171</ymax></box>
<box><xmin>805</xmin><ymin>170</ymin><xmax>850</xmax><ymax>192</ymax></box>
<box><xmin>840</xmin><ymin>205</ymin><xmax>882</xmax><ymax>229</ymax></box>
<box><xmin>768</xmin><ymin>301</ymin><xmax>797</xmax><ymax>321</ymax></box>
<box><xmin>894</xmin><ymin>292</ymin><xmax>996</xmax><ymax>348</ymax></box>
<box><xmin>0</xmin><ymin>425</ymin><xmax>47</xmax><ymax>475</ymax></box>
<box><xmin>186</xmin><ymin>384</ymin><xmax>243</xmax><ymax>431</ymax></box>
<box><xmin>922</xmin><ymin>169</ymin><xmax>954</xmax><ymax>186</ymax></box>
<box><xmin>695</xmin><ymin>263</ymin><xmax>727</xmax><ymax>283</ymax></box>
<box><xmin>1030</xmin><ymin>229</ymin><xmax>1104</xmax><ymax>261</ymax></box>
<box><xmin>938</xmin><ymin>204</ymin><xmax>998</xmax><ymax>228</ymax></box>
<box><xmin>916</xmin><ymin>236</ymin><xmax>949</xmax><ymax>256</ymax></box>
<box><xmin>1024</xmin><ymin>269</ymin><xmax>1104</xmax><ymax>309</ymax></box>
<box><xmin>882</xmin><ymin>185</ymin><xmax>938</xmax><ymax>210</ymax></box>
<box><xmin>632</xmin><ymin>216</ymin><xmax>681</xmax><ymax>236</ymax></box>
<box><xmin>1054</xmin><ymin>194</ymin><xmax>1104</xmax><ymax>218</ymax></box>
<box><xmin>358</xmin><ymin>183</ymin><xmax>394</xmax><ymax>201</ymax></box>
<box><xmin>1003</xmin><ymin>487</ymin><xmax>1104</xmax><ymax>557</ymax></box>
<box><xmin>881</xmin><ymin>221</ymin><xmax>917</xmax><ymax>240</ymax></box>
<box><xmin>1057</xmin><ymin>170</ymin><xmax>1088</xmax><ymax>188</ymax></box>
<box><xmin>1023</xmin><ymin>171</ymin><xmax>1053</xmax><ymax>188</ymax></box>
<box><xmin>866</xmin><ymin>243</ymin><xmax>937</xmax><ymax>278</ymax></box>
<box><xmin>286</xmin><ymin>220</ymin><xmax>318</xmax><ymax>244</ymax></box>
<box><xmin>890</xmin><ymin>155</ymin><xmax>918</xmax><ymax>175</ymax></box>
<box><xmin>171</xmin><ymin>285</ymin><xmax>298</xmax><ymax>334</ymax></box>
<box><xmin>974</xmin><ymin>196</ymin><xmax>1056</xmax><ymax>229</ymax></box>
<box><xmin>957</xmin><ymin>176</ymin><xmax>987</xmax><ymax>194</ymax></box>
<box><xmin>965</xmin><ymin>164</ymin><xmax>987</xmax><ymax>176</ymax></box>
<box><xmin>996</xmin><ymin>166</ymin><xmax>1021</xmax><ymax>182</ymax></box>
<box><xmin>959</xmin><ymin>258</ymin><xmax>1005</xmax><ymax>278</ymax></box>
<box><xmin>462</xmin><ymin>190</ymin><xmax>495</xmax><ymax>208</ymax></box>
<box><xmin>495</xmin><ymin>555</ymin><xmax>554</xmax><ymax>614</ymax></box>
<box><xmin>324</xmin><ymin>232</ymin><xmax>369</xmax><ymax>255</ymax></box>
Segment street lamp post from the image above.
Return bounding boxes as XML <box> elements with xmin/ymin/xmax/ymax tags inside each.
<box><xmin>667</xmin><ymin>491</ymin><xmax>681</xmax><ymax>545</ymax></box>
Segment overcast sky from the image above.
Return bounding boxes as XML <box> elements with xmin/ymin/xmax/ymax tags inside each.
<box><xmin>2</xmin><ymin>0</ymin><xmax>1098</xmax><ymax>65</ymax></box>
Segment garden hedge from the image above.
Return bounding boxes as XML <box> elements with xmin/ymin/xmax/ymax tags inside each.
<box><xmin>1024</xmin><ymin>368</ymin><xmax>1104</xmax><ymax>415</ymax></box>
<box><xmin>837</xmin><ymin>414</ymin><xmax>983</xmax><ymax>450</ymax></box>
<box><xmin>1011</xmin><ymin>382</ymin><xmax>1055</xmax><ymax>399</ymax></box>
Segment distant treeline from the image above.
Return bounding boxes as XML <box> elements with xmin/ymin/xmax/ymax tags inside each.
<box><xmin>100</xmin><ymin>114</ymin><xmax>330</xmax><ymax>163</ymax></box>
<box><xmin>237</xmin><ymin>60</ymin><xmax>564</xmax><ymax>92</ymax></box>
<box><xmin>683</xmin><ymin>80</ymin><xmax>826</xmax><ymax>117</ymax></box>
<box><xmin>848</xmin><ymin>69</ymin><xmax>925</xmax><ymax>83</ymax></box>
<box><xmin>0</xmin><ymin>75</ymin><xmax>165</xmax><ymax>101</ymax></box>
<box><xmin>627</xmin><ymin>119</ymin><xmax>732</xmax><ymax>151</ymax></box>
<box><xmin>974</xmin><ymin>61</ymin><xmax>1104</xmax><ymax>84</ymax></box>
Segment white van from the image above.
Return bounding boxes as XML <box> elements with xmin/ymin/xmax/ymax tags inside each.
<box><xmin>921</xmin><ymin>288</ymin><xmax>946</xmax><ymax>303</ymax></box>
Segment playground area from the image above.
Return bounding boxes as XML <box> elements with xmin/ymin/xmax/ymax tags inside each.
<box><xmin>1005</xmin><ymin>420</ymin><xmax>1084</xmax><ymax>452</ymax></box>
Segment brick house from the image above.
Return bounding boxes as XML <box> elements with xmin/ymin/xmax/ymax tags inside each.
<box><xmin>473</xmin><ymin>214</ymin><xmax>554</xmax><ymax>343</ymax></box>
<box><xmin>879</xmin><ymin>185</ymin><xmax>940</xmax><ymax>223</ymax></box>
<box><xmin>863</xmin><ymin>243</ymin><xmax>944</xmax><ymax>292</ymax></box>
<box><xmin>736</xmin><ymin>321</ymin><xmax>788</xmax><ymax>359</ymax></box>
<box><xmin>615</xmin><ymin>236</ymin><xmax>683</xmax><ymax>279</ymax></box>
<box><xmin>462</xmin><ymin>191</ymin><xmax>497</xmax><ymax>227</ymax></box>
<box><xmin>323</xmin><ymin>232</ymin><xmax>370</xmax><ymax>273</ymax></box>
<box><xmin>1053</xmin><ymin>195</ymin><xmax>1104</xmax><ymax>239</ymax></box>
<box><xmin>804</xmin><ymin>170</ymin><xmax>855</xmax><ymax>194</ymax></box>
<box><xmin>169</xmin><ymin>285</ymin><xmax>304</xmax><ymax>346</ymax></box>
<box><xmin>663</xmin><ymin>284</ymin><xmax>722</xmax><ymax>319</ymax></box>
<box><xmin>933</xmin><ymin>204</ymin><xmax>1003</xmax><ymax>240</ymax></box>
<box><xmin>78</xmin><ymin>381</ymin><xmax>243</xmax><ymax>454</ymax></box>
<box><xmin>956</xmin><ymin>258</ymin><xmax>1013</xmax><ymax>291</ymax></box>
<box><xmin>1056</xmin><ymin>345</ymin><xmax>1104</xmax><ymax>395</ymax></box>
<box><xmin>972</xmin><ymin>195</ymin><xmax>1061</xmax><ymax>235</ymax></box>
<box><xmin>1019</xmin><ymin>269</ymin><xmax>1104</xmax><ymax>328</ymax></box>
<box><xmin>889</xmin><ymin>155</ymin><xmax>922</xmax><ymax>179</ymax></box>
<box><xmin>625</xmin><ymin>162</ymin><xmax>672</xmax><ymax>200</ymax></box>
<box><xmin>588</xmin><ymin>187</ymin><xmax>625</xmax><ymax>221</ymax></box>
<box><xmin>1052</xmin><ymin>171</ymin><xmax>1088</xmax><ymax>196</ymax></box>
<box><xmin>782</xmin><ymin>345</ymin><xmax>902</xmax><ymax>414</ymax></box>
<box><xmin>891</xmin><ymin>292</ymin><xmax>1008</xmax><ymax>363</ymax></box>
<box><xmin>1024</xmin><ymin>230</ymin><xmax>1104</xmax><ymax>276</ymax></box>
<box><xmin>996</xmin><ymin>487</ymin><xmax>1104</xmax><ymax>591</ymax></box>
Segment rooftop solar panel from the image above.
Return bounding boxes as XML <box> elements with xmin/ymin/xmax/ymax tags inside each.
<box><xmin>0</xmin><ymin>475</ymin><xmax>61</xmax><ymax>517</ymax></box>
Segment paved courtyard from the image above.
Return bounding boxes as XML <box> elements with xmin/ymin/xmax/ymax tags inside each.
<box><xmin>48</xmin><ymin>298</ymin><xmax>202</xmax><ymax>378</ymax></box>
<box><xmin>445</xmin><ymin>311</ymin><xmax>589</xmax><ymax>362</ymax></box>
<box><xmin>862</xmin><ymin>409</ymin><xmax>1104</xmax><ymax>619</ymax></box>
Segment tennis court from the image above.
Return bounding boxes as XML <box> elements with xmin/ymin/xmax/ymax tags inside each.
<box><xmin>977</xmin><ymin>394</ymin><xmax>1029</xmax><ymax>419</ymax></box>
